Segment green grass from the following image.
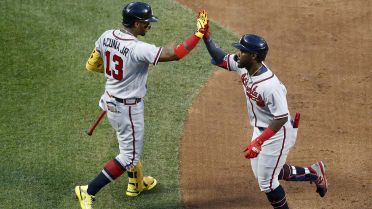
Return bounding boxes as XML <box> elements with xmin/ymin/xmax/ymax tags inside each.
<box><xmin>0</xmin><ymin>0</ymin><xmax>238</xmax><ymax>208</ymax></box>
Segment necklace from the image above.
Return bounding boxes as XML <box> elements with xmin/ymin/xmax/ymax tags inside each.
<box><xmin>248</xmin><ymin>65</ymin><xmax>263</xmax><ymax>83</ymax></box>
<box><xmin>120</xmin><ymin>28</ymin><xmax>135</xmax><ymax>37</ymax></box>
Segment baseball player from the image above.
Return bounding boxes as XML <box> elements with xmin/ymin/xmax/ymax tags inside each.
<box><xmin>201</xmin><ymin>25</ymin><xmax>328</xmax><ymax>208</ymax></box>
<box><xmin>74</xmin><ymin>3</ymin><xmax>208</xmax><ymax>209</ymax></box>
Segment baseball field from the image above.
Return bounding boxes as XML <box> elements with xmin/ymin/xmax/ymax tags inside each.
<box><xmin>1</xmin><ymin>0</ymin><xmax>371</xmax><ymax>209</ymax></box>
<box><xmin>177</xmin><ymin>0</ymin><xmax>372</xmax><ymax>209</ymax></box>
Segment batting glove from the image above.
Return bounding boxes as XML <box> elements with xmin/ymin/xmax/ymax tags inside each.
<box><xmin>195</xmin><ymin>9</ymin><xmax>208</xmax><ymax>38</ymax></box>
<box><xmin>243</xmin><ymin>138</ymin><xmax>264</xmax><ymax>159</ymax></box>
<box><xmin>243</xmin><ymin>128</ymin><xmax>276</xmax><ymax>159</ymax></box>
<box><xmin>200</xmin><ymin>21</ymin><xmax>210</xmax><ymax>39</ymax></box>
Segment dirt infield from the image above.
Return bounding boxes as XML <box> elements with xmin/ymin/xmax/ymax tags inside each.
<box><xmin>177</xmin><ymin>0</ymin><xmax>372</xmax><ymax>208</ymax></box>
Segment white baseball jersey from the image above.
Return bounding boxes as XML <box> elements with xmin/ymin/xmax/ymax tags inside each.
<box><xmin>222</xmin><ymin>54</ymin><xmax>296</xmax><ymax>193</ymax></box>
<box><xmin>225</xmin><ymin>54</ymin><xmax>290</xmax><ymax>128</ymax></box>
<box><xmin>95</xmin><ymin>29</ymin><xmax>163</xmax><ymax>99</ymax></box>
<box><xmin>94</xmin><ymin>29</ymin><xmax>162</xmax><ymax>170</ymax></box>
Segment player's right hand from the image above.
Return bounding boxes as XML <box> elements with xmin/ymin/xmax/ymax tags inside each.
<box><xmin>200</xmin><ymin>20</ymin><xmax>210</xmax><ymax>39</ymax></box>
<box><xmin>243</xmin><ymin>138</ymin><xmax>263</xmax><ymax>159</ymax></box>
<box><xmin>195</xmin><ymin>9</ymin><xmax>208</xmax><ymax>38</ymax></box>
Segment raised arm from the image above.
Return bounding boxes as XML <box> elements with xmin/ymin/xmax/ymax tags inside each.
<box><xmin>201</xmin><ymin>24</ymin><xmax>232</xmax><ymax>69</ymax></box>
<box><xmin>158</xmin><ymin>10</ymin><xmax>209</xmax><ymax>62</ymax></box>
<box><xmin>158</xmin><ymin>48</ymin><xmax>179</xmax><ymax>62</ymax></box>
<box><xmin>203</xmin><ymin>36</ymin><xmax>227</xmax><ymax>65</ymax></box>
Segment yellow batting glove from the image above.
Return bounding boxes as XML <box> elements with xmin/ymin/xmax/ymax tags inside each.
<box><xmin>195</xmin><ymin>9</ymin><xmax>208</xmax><ymax>38</ymax></box>
<box><xmin>86</xmin><ymin>48</ymin><xmax>104</xmax><ymax>73</ymax></box>
<box><xmin>197</xmin><ymin>10</ymin><xmax>208</xmax><ymax>30</ymax></box>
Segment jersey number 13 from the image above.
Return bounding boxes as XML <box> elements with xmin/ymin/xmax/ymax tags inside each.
<box><xmin>105</xmin><ymin>51</ymin><xmax>123</xmax><ymax>80</ymax></box>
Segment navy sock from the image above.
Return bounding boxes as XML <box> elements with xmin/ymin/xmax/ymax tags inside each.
<box><xmin>87</xmin><ymin>159</ymin><xmax>126</xmax><ymax>195</ymax></box>
<box><xmin>87</xmin><ymin>171</ymin><xmax>111</xmax><ymax>195</ymax></box>
<box><xmin>266</xmin><ymin>185</ymin><xmax>289</xmax><ymax>209</ymax></box>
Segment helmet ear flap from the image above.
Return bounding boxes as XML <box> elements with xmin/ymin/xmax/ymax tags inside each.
<box><xmin>257</xmin><ymin>46</ymin><xmax>269</xmax><ymax>62</ymax></box>
<box><xmin>122</xmin><ymin>18</ymin><xmax>134</xmax><ymax>27</ymax></box>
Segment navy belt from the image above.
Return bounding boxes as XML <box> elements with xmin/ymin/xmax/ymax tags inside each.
<box><xmin>113</xmin><ymin>97</ymin><xmax>141</xmax><ymax>105</ymax></box>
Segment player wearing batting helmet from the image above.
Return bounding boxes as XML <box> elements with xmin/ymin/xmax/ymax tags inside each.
<box><xmin>201</xmin><ymin>24</ymin><xmax>328</xmax><ymax>208</ymax></box>
<box><xmin>122</xmin><ymin>2</ymin><xmax>158</xmax><ymax>28</ymax></box>
<box><xmin>74</xmin><ymin>2</ymin><xmax>209</xmax><ymax>209</ymax></box>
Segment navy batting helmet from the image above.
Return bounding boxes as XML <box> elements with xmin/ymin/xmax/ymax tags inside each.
<box><xmin>122</xmin><ymin>2</ymin><xmax>158</xmax><ymax>27</ymax></box>
<box><xmin>232</xmin><ymin>34</ymin><xmax>269</xmax><ymax>62</ymax></box>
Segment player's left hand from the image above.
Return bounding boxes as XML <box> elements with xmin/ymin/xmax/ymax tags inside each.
<box><xmin>243</xmin><ymin>138</ymin><xmax>263</xmax><ymax>159</ymax></box>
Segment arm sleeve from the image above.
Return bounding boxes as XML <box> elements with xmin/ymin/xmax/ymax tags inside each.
<box><xmin>203</xmin><ymin>37</ymin><xmax>239</xmax><ymax>72</ymax></box>
<box><xmin>132</xmin><ymin>42</ymin><xmax>163</xmax><ymax>66</ymax></box>
<box><xmin>265</xmin><ymin>84</ymin><xmax>290</xmax><ymax>119</ymax></box>
<box><xmin>203</xmin><ymin>37</ymin><xmax>227</xmax><ymax>65</ymax></box>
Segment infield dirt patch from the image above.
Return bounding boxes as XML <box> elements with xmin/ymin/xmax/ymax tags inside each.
<box><xmin>177</xmin><ymin>0</ymin><xmax>372</xmax><ymax>208</ymax></box>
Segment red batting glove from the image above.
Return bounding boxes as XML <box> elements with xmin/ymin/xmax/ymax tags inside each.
<box><xmin>243</xmin><ymin>138</ymin><xmax>264</xmax><ymax>159</ymax></box>
<box><xmin>200</xmin><ymin>20</ymin><xmax>210</xmax><ymax>39</ymax></box>
<box><xmin>243</xmin><ymin>128</ymin><xmax>276</xmax><ymax>159</ymax></box>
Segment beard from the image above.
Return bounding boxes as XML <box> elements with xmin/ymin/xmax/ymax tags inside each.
<box><xmin>238</xmin><ymin>60</ymin><xmax>253</xmax><ymax>69</ymax></box>
<box><xmin>140</xmin><ymin>25</ymin><xmax>150</xmax><ymax>36</ymax></box>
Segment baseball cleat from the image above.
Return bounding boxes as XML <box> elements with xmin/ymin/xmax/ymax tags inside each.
<box><xmin>74</xmin><ymin>185</ymin><xmax>95</xmax><ymax>209</ymax></box>
<box><xmin>309</xmin><ymin>161</ymin><xmax>328</xmax><ymax>197</ymax></box>
<box><xmin>143</xmin><ymin>176</ymin><xmax>157</xmax><ymax>191</ymax></box>
<box><xmin>126</xmin><ymin>176</ymin><xmax>157</xmax><ymax>197</ymax></box>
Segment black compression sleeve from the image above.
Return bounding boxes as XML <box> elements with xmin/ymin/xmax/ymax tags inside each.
<box><xmin>203</xmin><ymin>37</ymin><xmax>227</xmax><ymax>65</ymax></box>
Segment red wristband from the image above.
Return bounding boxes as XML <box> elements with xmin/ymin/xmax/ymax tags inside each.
<box><xmin>184</xmin><ymin>34</ymin><xmax>200</xmax><ymax>50</ymax></box>
<box><xmin>256</xmin><ymin>128</ymin><xmax>276</xmax><ymax>144</ymax></box>
<box><xmin>173</xmin><ymin>34</ymin><xmax>201</xmax><ymax>59</ymax></box>
<box><xmin>174</xmin><ymin>42</ymin><xmax>189</xmax><ymax>59</ymax></box>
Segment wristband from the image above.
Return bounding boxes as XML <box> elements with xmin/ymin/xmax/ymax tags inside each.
<box><xmin>184</xmin><ymin>34</ymin><xmax>200</xmax><ymax>50</ymax></box>
<box><xmin>256</xmin><ymin>128</ymin><xmax>276</xmax><ymax>145</ymax></box>
<box><xmin>195</xmin><ymin>31</ymin><xmax>204</xmax><ymax>39</ymax></box>
<box><xmin>174</xmin><ymin>34</ymin><xmax>201</xmax><ymax>59</ymax></box>
<box><xmin>173</xmin><ymin>42</ymin><xmax>189</xmax><ymax>59</ymax></box>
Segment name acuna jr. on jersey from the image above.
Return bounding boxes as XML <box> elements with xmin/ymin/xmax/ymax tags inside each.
<box><xmin>103</xmin><ymin>37</ymin><xmax>130</xmax><ymax>56</ymax></box>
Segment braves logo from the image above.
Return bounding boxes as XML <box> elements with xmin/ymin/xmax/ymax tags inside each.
<box><xmin>241</xmin><ymin>73</ymin><xmax>265</xmax><ymax>107</ymax></box>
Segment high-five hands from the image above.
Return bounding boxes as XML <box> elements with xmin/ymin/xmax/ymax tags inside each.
<box><xmin>195</xmin><ymin>10</ymin><xmax>209</xmax><ymax>39</ymax></box>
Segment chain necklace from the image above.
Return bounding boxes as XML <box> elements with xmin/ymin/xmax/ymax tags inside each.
<box><xmin>248</xmin><ymin>65</ymin><xmax>263</xmax><ymax>84</ymax></box>
<box><xmin>120</xmin><ymin>28</ymin><xmax>135</xmax><ymax>37</ymax></box>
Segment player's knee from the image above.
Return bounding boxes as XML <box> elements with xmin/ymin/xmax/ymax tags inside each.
<box><xmin>258</xmin><ymin>178</ymin><xmax>280</xmax><ymax>193</ymax></box>
<box><xmin>115</xmin><ymin>154</ymin><xmax>140</xmax><ymax>170</ymax></box>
